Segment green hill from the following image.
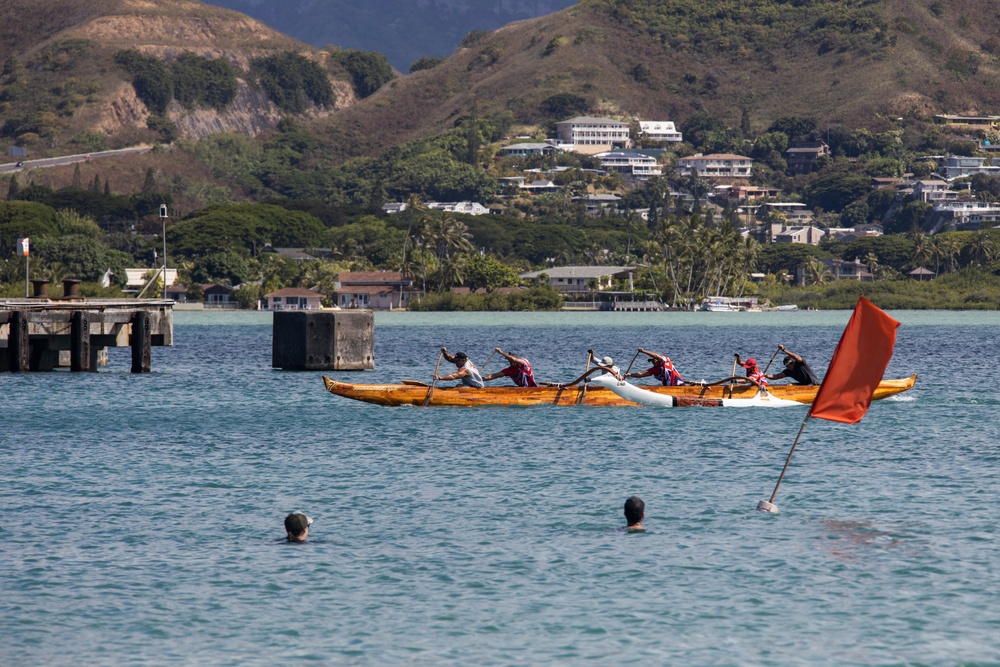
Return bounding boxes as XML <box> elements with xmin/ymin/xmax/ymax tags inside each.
<box><xmin>0</xmin><ymin>0</ymin><xmax>356</xmax><ymax>154</ymax></box>
<box><xmin>312</xmin><ymin>0</ymin><xmax>1000</xmax><ymax>159</ymax></box>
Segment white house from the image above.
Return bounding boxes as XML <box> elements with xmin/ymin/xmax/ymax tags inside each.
<box><xmin>264</xmin><ymin>287</ymin><xmax>322</xmax><ymax>311</ymax></box>
<box><xmin>677</xmin><ymin>153</ymin><xmax>753</xmax><ymax>179</ymax></box>
<box><xmin>520</xmin><ymin>266</ymin><xmax>635</xmax><ymax>293</ymax></box>
<box><xmin>426</xmin><ymin>201</ymin><xmax>490</xmax><ymax>216</ymax></box>
<box><xmin>638</xmin><ymin>121</ymin><xmax>683</xmax><ymax>143</ymax></box>
<box><xmin>554</xmin><ymin>116</ymin><xmax>630</xmax><ymax>148</ymax></box>
<box><xmin>938</xmin><ymin>156</ymin><xmax>1000</xmax><ymax>181</ymax></box>
<box><xmin>596</xmin><ymin>151</ymin><xmax>662</xmax><ymax>178</ymax></box>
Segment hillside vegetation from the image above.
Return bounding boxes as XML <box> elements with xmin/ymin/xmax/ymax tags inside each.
<box><xmin>309</xmin><ymin>0</ymin><xmax>1000</xmax><ymax>159</ymax></box>
<box><xmin>0</xmin><ymin>0</ymin><xmax>356</xmax><ymax>153</ymax></box>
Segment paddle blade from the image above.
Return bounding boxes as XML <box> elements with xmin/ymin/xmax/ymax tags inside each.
<box><xmin>809</xmin><ymin>297</ymin><xmax>900</xmax><ymax>424</ymax></box>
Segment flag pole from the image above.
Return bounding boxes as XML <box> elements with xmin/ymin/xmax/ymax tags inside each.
<box><xmin>757</xmin><ymin>410</ymin><xmax>812</xmax><ymax>513</ymax></box>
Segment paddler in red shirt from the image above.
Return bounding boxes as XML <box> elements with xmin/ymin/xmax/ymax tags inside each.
<box><xmin>482</xmin><ymin>347</ymin><xmax>538</xmax><ymax>387</ymax></box>
<box><xmin>734</xmin><ymin>353</ymin><xmax>768</xmax><ymax>388</ymax></box>
<box><xmin>624</xmin><ymin>348</ymin><xmax>684</xmax><ymax>385</ymax></box>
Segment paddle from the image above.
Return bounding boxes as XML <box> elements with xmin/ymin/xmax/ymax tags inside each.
<box><xmin>481</xmin><ymin>349</ymin><xmax>497</xmax><ymax>373</ymax></box>
<box><xmin>575</xmin><ymin>349</ymin><xmax>594</xmax><ymax>405</ymax></box>
<box><xmin>421</xmin><ymin>351</ymin><xmax>443</xmax><ymax>407</ymax></box>
<box><xmin>761</xmin><ymin>345</ymin><xmax>783</xmax><ymax>375</ymax></box>
<box><xmin>622</xmin><ymin>348</ymin><xmax>642</xmax><ymax>379</ymax></box>
<box><xmin>727</xmin><ymin>355</ymin><xmax>739</xmax><ymax>398</ymax></box>
<box><xmin>402</xmin><ymin>379</ymin><xmax>429</xmax><ymax>386</ymax></box>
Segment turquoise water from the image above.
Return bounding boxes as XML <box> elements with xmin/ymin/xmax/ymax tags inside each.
<box><xmin>3</xmin><ymin>310</ymin><xmax>999</xmax><ymax>666</ymax></box>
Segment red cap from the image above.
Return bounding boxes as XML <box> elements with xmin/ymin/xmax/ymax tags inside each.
<box><xmin>744</xmin><ymin>357</ymin><xmax>757</xmax><ymax>368</ymax></box>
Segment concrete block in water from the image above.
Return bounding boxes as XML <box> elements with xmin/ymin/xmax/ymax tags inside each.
<box><xmin>272</xmin><ymin>310</ymin><xmax>374</xmax><ymax>370</ymax></box>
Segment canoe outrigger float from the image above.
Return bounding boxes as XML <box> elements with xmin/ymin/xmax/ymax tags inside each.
<box><xmin>322</xmin><ymin>373</ymin><xmax>917</xmax><ymax>408</ymax></box>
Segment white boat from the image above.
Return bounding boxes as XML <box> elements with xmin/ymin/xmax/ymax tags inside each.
<box><xmin>776</xmin><ymin>304</ymin><xmax>799</xmax><ymax>311</ymax></box>
<box><xmin>701</xmin><ymin>301</ymin><xmax>739</xmax><ymax>312</ymax></box>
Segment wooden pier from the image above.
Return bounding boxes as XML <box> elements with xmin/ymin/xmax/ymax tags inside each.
<box><xmin>0</xmin><ymin>281</ymin><xmax>173</xmax><ymax>372</ymax></box>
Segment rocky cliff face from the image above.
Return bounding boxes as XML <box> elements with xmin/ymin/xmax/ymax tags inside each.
<box><xmin>96</xmin><ymin>75</ymin><xmax>356</xmax><ymax>141</ymax></box>
<box><xmin>70</xmin><ymin>1</ymin><xmax>358</xmax><ymax>140</ymax></box>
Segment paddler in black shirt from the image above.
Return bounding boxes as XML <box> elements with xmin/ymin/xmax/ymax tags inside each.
<box><xmin>765</xmin><ymin>344</ymin><xmax>821</xmax><ymax>385</ymax></box>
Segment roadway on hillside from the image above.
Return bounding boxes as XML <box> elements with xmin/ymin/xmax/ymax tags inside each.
<box><xmin>0</xmin><ymin>145</ymin><xmax>154</xmax><ymax>173</ymax></box>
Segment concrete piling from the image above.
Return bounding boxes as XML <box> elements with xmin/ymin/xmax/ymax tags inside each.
<box><xmin>272</xmin><ymin>310</ymin><xmax>374</xmax><ymax>371</ymax></box>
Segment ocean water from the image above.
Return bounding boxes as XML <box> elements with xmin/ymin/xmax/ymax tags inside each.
<box><xmin>2</xmin><ymin>309</ymin><xmax>999</xmax><ymax>666</ymax></box>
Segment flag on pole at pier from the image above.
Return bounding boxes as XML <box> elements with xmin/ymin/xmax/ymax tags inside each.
<box><xmin>809</xmin><ymin>296</ymin><xmax>900</xmax><ymax>424</ymax></box>
<box><xmin>17</xmin><ymin>237</ymin><xmax>29</xmax><ymax>256</ymax></box>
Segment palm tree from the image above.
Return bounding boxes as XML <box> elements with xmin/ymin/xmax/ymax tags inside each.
<box><xmin>935</xmin><ymin>236</ymin><xmax>960</xmax><ymax>273</ymax></box>
<box><xmin>805</xmin><ymin>256</ymin><xmax>833</xmax><ymax>285</ymax></box>
<box><xmin>910</xmin><ymin>231</ymin><xmax>933</xmax><ymax>270</ymax></box>
<box><xmin>965</xmin><ymin>230</ymin><xmax>996</xmax><ymax>267</ymax></box>
<box><xmin>864</xmin><ymin>251</ymin><xmax>880</xmax><ymax>279</ymax></box>
<box><xmin>422</xmin><ymin>211</ymin><xmax>474</xmax><ymax>290</ymax></box>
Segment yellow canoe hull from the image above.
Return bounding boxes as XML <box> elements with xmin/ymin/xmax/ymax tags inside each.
<box><xmin>322</xmin><ymin>374</ymin><xmax>917</xmax><ymax>407</ymax></box>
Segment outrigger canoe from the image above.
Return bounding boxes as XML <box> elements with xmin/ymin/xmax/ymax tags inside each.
<box><xmin>322</xmin><ymin>374</ymin><xmax>917</xmax><ymax>407</ymax></box>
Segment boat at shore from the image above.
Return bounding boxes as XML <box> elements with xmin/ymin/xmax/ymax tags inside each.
<box><xmin>322</xmin><ymin>374</ymin><xmax>917</xmax><ymax>407</ymax></box>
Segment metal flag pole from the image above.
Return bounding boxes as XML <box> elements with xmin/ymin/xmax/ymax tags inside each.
<box><xmin>757</xmin><ymin>411</ymin><xmax>812</xmax><ymax>513</ymax></box>
<box><xmin>159</xmin><ymin>204</ymin><xmax>168</xmax><ymax>299</ymax></box>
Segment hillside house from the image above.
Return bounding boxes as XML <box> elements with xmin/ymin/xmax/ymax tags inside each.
<box><xmin>786</xmin><ymin>142</ymin><xmax>830</xmax><ymax>174</ymax></box>
<box><xmin>596</xmin><ymin>150</ymin><xmax>662</xmax><ymax>179</ymax></box>
<box><xmin>762</xmin><ymin>202</ymin><xmax>814</xmax><ymax>225</ymax></box>
<box><xmin>264</xmin><ymin>287</ymin><xmax>322</xmax><ymax>311</ymax></box>
<box><xmin>677</xmin><ymin>153</ymin><xmax>753</xmax><ymax>179</ymax></box>
<box><xmin>335</xmin><ymin>271</ymin><xmax>415</xmax><ymax>310</ymax></box>
<box><xmin>911</xmin><ymin>180</ymin><xmax>958</xmax><ymax>203</ymax></box>
<box><xmin>933</xmin><ymin>115</ymin><xmax>1000</xmax><ymax>128</ymax></box>
<box><xmin>773</xmin><ymin>225</ymin><xmax>826</xmax><ymax>245</ymax></box>
<box><xmin>724</xmin><ymin>185</ymin><xmax>781</xmax><ymax>202</ymax></box>
<box><xmin>498</xmin><ymin>143</ymin><xmax>561</xmax><ymax>157</ymax></box>
<box><xmin>638</xmin><ymin>121</ymin><xmax>683</xmax><ymax>143</ymax></box>
<box><xmin>520</xmin><ymin>180</ymin><xmax>561</xmax><ymax>194</ymax></box>
<box><xmin>931</xmin><ymin>200</ymin><xmax>1000</xmax><ymax>231</ymax></box>
<box><xmin>938</xmin><ymin>156</ymin><xmax>1000</xmax><ymax>181</ymax></box>
<box><xmin>794</xmin><ymin>259</ymin><xmax>872</xmax><ymax>285</ymax></box>
<box><xmin>554</xmin><ymin>117</ymin><xmax>630</xmax><ymax>148</ymax></box>
<box><xmin>426</xmin><ymin>201</ymin><xmax>490</xmax><ymax>215</ymax></box>
<box><xmin>520</xmin><ymin>266</ymin><xmax>635</xmax><ymax>294</ymax></box>
<box><xmin>573</xmin><ymin>194</ymin><xmax>621</xmax><ymax>214</ymax></box>
<box><xmin>382</xmin><ymin>202</ymin><xmax>408</xmax><ymax>214</ymax></box>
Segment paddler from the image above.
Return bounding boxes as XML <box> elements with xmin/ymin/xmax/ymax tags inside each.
<box><xmin>482</xmin><ymin>347</ymin><xmax>538</xmax><ymax>387</ymax></box>
<box><xmin>734</xmin><ymin>353</ymin><xmax>768</xmax><ymax>388</ymax></box>
<box><xmin>624</xmin><ymin>348</ymin><xmax>684</xmax><ymax>386</ymax></box>
<box><xmin>765</xmin><ymin>344</ymin><xmax>821</xmax><ymax>385</ymax></box>
<box><xmin>436</xmin><ymin>348</ymin><xmax>485</xmax><ymax>388</ymax></box>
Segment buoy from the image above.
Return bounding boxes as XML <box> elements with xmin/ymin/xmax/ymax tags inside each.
<box><xmin>756</xmin><ymin>499</ymin><xmax>778</xmax><ymax>513</ymax></box>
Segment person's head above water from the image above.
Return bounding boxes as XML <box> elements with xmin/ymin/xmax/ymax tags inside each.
<box><xmin>624</xmin><ymin>496</ymin><xmax>645</xmax><ymax>528</ymax></box>
<box><xmin>284</xmin><ymin>512</ymin><xmax>312</xmax><ymax>542</ymax></box>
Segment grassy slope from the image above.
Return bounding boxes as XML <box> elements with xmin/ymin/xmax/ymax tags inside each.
<box><xmin>0</xmin><ymin>0</ymin><xmax>330</xmax><ymax>156</ymax></box>
<box><xmin>310</xmin><ymin>0</ymin><xmax>1000</xmax><ymax>159</ymax></box>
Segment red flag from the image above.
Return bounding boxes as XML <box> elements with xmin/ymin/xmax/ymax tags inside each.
<box><xmin>809</xmin><ymin>296</ymin><xmax>900</xmax><ymax>424</ymax></box>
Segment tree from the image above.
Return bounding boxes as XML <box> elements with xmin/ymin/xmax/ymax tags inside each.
<box><xmin>802</xmin><ymin>171</ymin><xmax>870</xmax><ymax>212</ymax></box>
<box><xmin>767</xmin><ymin>116</ymin><xmax>817</xmax><ymax>141</ymax></box>
<box><xmin>329</xmin><ymin>49</ymin><xmax>395</xmax><ymax>99</ymax></box>
<box><xmin>804</xmin><ymin>256</ymin><xmax>833</xmax><ymax>285</ymax></box>
<box><xmin>965</xmin><ymin>230</ymin><xmax>996</xmax><ymax>267</ymax></box>
<box><xmin>71</xmin><ymin>164</ymin><xmax>82</xmax><ymax>190</ymax></box>
<box><xmin>463</xmin><ymin>253</ymin><xmax>521</xmax><ymax>291</ymax></box>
